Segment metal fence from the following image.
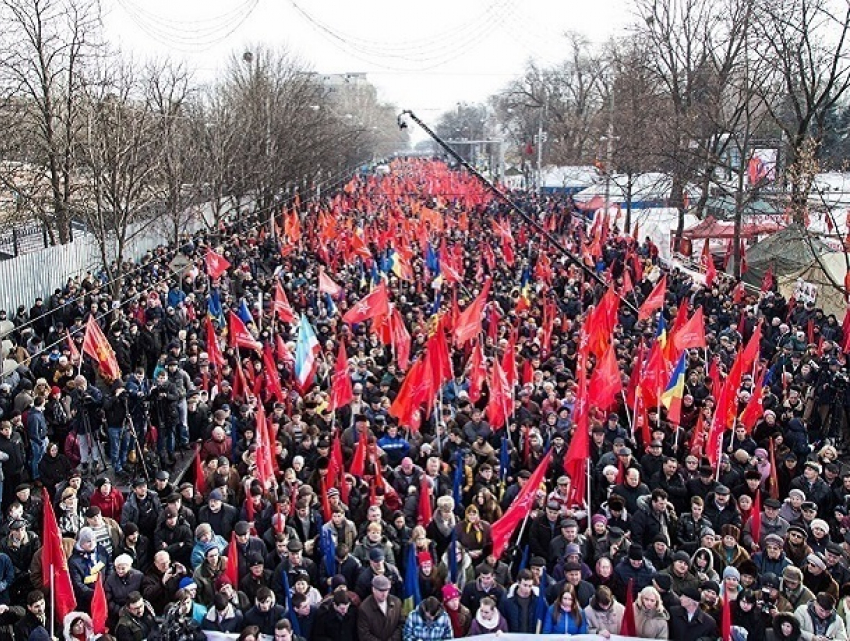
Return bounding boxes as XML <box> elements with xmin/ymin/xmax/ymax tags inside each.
<box><xmin>0</xmin><ymin>209</ymin><xmax>210</xmax><ymax>312</ymax></box>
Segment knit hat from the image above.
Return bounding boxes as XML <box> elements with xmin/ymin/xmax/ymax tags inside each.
<box><xmin>417</xmin><ymin>552</ymin><xmax>432</xmax><ymax>566</ymax></box>
<box><xmin>723</xmin><ymin>566</ymin><xmax>740</xmax><ymax>581</ymax></box>
<box><xmin>178</xmin><ymin>577</ymin><xmax>197</xmax><ymax>590</ymax></box>
<box><xmin>811</xmin><ymin>519</ymin><xmax>829</xmax><ymax>533</ymax></box>
<box><xmin>591</xmin><ymin>514</ymin><xmax>608</xmax><ymax>527</ymax></box>
<box><xmin>77</xmin><ymin>527</ymin><xmax>95</xmax><ymax>546</ymax></box>
<box><xmin>442</xmin><ymin>584</ymin><xmax>461</xmax><ymax>601</ymax></box>
<box><xmin>807</xmin><ymin>554</ymin><xmax>827</xmax><ymax>571</ymax></box>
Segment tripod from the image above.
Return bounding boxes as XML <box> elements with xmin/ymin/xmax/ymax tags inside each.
<box><xmin>120</xmin><ymin>399</ymin><xmax>150</xmax><ymax>483</ymax></box>
<box><xmin>78</xmin><ymin>396</ymin><xmax>107</xmax><ymax>476</ymax></box>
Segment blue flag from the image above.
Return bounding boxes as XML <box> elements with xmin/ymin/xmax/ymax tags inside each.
<box><xmin>320</xmin><ymin>528</ymin><xmax>336</xmax><ymax>593</ymax></box>
<box><xmin>535</xmin><ymin>567</ymin><xmax>549</xmax><ymax>631</ymax></box>
<box><xmin>402</xmin><ymin>543</ymin><xmax>421</xmax><ymax>613</ymax></box>
<box><xmin>448</xmin><ymin>529</ymin><xmax>458</xmax><ymax>583</ymax></box>
<box><xmin>452</xmin><ymin>450</ymin><xmax>463</xmax><ymax>507</ymax></box>
<box><xmin>207</xmin><ymin>289</ymin><xmax>223</xmax><ymax>324</ymax></box>
<box><xmin>425</xmin><ymin>242</ymin><xmax>440</xmax><ymax>274</ymax></box>
<box><xmin>429</xmin><ymin>291</ymin><xmax>442</xmax><ymax>318</ymax></box>
<box><xmin>237</xmin><ymin>299</ymin><xmax>254</xmax><ymax>325</ymax></box>
<box><xmin>499</xmin><ymin>437</ymin><xmax>510</xmax><ymax>481</ymax></box>
<box><xmin>281</xmin><ymin>569</ymin><xmax>301</xmax><ymax>635</ymax></box>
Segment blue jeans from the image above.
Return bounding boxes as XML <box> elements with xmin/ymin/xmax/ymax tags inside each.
<box><xmin>108</xmin><ymin>426</ymin><xmax>132</xmax><ymax>472</ymax></box>
<box><xmin>30</xmin><ymin>440</ymin><xmax>45</xmax><ymax>480</ymax></box>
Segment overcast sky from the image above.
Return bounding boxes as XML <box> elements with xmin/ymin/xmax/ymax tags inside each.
<box><xmin>104</xmin><ymin>0</ymin><xmax>631</xmax><ymax>122</ymax></box>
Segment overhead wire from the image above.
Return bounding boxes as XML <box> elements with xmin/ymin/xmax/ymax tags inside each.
<box><xmin>114</xmin><ymin>0</ymin><xmax>260</xmax><ymax>52</ymax></box>
<box><xmin>3</xmin><ymin>162</ymin><xmax>363</xmax><ymax>345</ymax></box>
<box><xmin>286</xmin><ymin>0</ymin><xmax>515</xmax><ymax>71</ymax></box>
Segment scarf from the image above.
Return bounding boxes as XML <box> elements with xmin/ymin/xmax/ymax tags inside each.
<box><xmin>446</xmin><ymin>606</ymin><xmax>464</xmax><ymax>637</ymax></box>
<box><xmin>474</xmin><ymin>608</ymin><xmax>500</xmax><ymax>632</ymax></box>
<box><xmin>465</xmin><ymin>520</ymin><xmax>483</xmax><ymax>544</ymax></box>
<box><xmin>433</xmin><ymin>512</ymin><xmax>455</xmax><ymax>537</ymax></box>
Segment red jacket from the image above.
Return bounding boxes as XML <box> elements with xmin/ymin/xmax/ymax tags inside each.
<box><xmin>89</xmin><ymin>487</ymin><xmax>125</xmax><ymax>521</ymax></box>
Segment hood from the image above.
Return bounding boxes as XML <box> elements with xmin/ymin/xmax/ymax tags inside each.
<box><xmin>691</xmin><ymin>546</ymin><xmax>716</xmax><ymax>572</ymax></box>
<box><xmin>63</xmin><ymin>611</ymin><xmax>93</xmax><ymax>640</ymax></box>
<box><xmin>772</xmin><ymin>612</ymin><xmax>801</xmax><ymax>640</ymax></box>
<box><xmin>788</xmin><ymin>418</ymin><xmax>805</xmax><ymax>433</ymax></box>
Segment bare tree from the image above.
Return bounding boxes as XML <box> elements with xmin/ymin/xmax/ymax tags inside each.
<box><xmin>78</xmin><ymin>56</ymin><xmax>160</xmax><ymax>297</ymax></box>
<box><xmin>145</xmin><ymin>60</ymin><xmax>200</xmax><ymax>245</ymax></box>
<box><xmin>0</xmin><ymin>0</ymin><xmax>101</xmax><ymax>244</ymax></box>
<box><xmin>752</xmin><ymin>0</ymin><xmax>850</xmax><ymax>223</ymax></box>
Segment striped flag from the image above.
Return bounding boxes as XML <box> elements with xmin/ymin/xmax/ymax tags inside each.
<box><xmin>294</xmin><ymin>315</ymin><xmax>319</xmax><ymax>392</ymax></box>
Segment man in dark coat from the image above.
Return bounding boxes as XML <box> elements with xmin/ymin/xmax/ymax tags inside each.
<box><xmin>668</xmin><ymin>587</ymin><xmax>718</xmax><ymax>640</ymax></box>
<box><xmin>357</xmin><ymin>575</ymin><xmax>405</xmax><ymax>641</ymax></box>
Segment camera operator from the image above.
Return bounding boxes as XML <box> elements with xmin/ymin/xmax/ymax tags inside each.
<box><xmin>165</xmin><ymin>357</ymin><xmax>192</xmax><ymax>451</ymax></box>
<box><xmin>68</xmin><ymin>375</ymin><xmax>104</xmax><ymax>475</ymax></box>
<box><xmin>125</xmin><ymin>368</ymin><xmax>150</xmax><ymax>449</ymax></box>
<box><xmin>151</xmin><ymin>370</ymin><xmax>180</xmax><ymax>466</ymax></box>
<box><xmin>758</xmin><ymin>573</ymin><xmax>793</xmax><ymax>614</ymax></box>
<box><xmin>155</xmin><ymin>588</ymin><xmax>205</xmax><ymax>641</ymax></box>
<box><xmin>104</xmin><ymin>381</ymin><xmax>131</xmax><ymax>477</ymax></box>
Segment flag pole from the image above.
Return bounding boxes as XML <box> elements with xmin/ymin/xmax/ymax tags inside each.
<box><xmin>50</xmin><ymin>565</ymin><xmax>55</xmax><ymax>639</ymax></box>
<box><xmin>257</xmin><ymin>291</ymin><xmax>263</xmax><ymax>333</ymax></box>
<box><xmin>621</xmin><ymin>391</ymin><xmax>634</xmax><ymax>442</ymax></box>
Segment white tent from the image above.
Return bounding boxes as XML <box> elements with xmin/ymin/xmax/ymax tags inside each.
<box><xmin>573</xmin><ymin>172</ymin><xmax>700</xmax><ymax>209</ymax></box>
<box><xmin>540</xmin><ymin>165</ymin><xmax>599</xmax><ymax>192</ymax></box>
<box><xmin>629</xmin><ymin>207</ymin><xmax>700</xmax><ymax>262</ymax></box>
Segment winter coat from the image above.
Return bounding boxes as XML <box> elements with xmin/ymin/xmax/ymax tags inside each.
<box><xmin>668</xmin><ymin>604</ymin><xmax>718</xmax><ymax>641</ymax></box>
<box><xmin>541</xmin><ymin>605</ymin><xmax>587</xmax><ymax>634</ymax></box>
<box><xmin>584</xmin><ymin>600</ymin><xmax>625</xmax><ymax>635</ymax></box>
<box><xmin>62</xmin><ymin>611</ymin><xmax>94</xmax><ymax>641</ymax></box>
<box><xmin>795</xmin><ymin>601</ymin><xmax>848</xmax><ymax>641</ymax></box>
<box><xmin>67</xmin><ymin>543</ymin><xmax>110</xmax><ymax>611</ymax></box>
<box><xmin>104</xmin><ymin>569</ymin><xmax>144</xmax><ymax>625</ymax></box>
<box><xmin>200</xmin><ymin>603</ymin><xmax>244</xmax><ymax>634</ymax></box>
<box><xmin>634</xmin><ymin>602</ymin><xmax>670</xmax><ymax>639</ymax></box>
<box><xmin>631</xmin><ymin>501</ymin><xmax>673</xmax><ymax>549</ymax></box>
<box><xmin>357</xmin><ymin>595</ymin><xmax>405</xmax><ymax>641</ymax></box>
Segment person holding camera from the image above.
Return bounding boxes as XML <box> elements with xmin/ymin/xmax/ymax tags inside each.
<box><xmin>142</xmin><ymin>550</ymin><xmax>187</xmax><ymax>615</ymax></box>
<box><xmin>68</xmin><ymin>375</ymin><xmax>104</xmax><ymax>475</ymax></box>
<box><xmin>104</xmin><ymin>381</ymin><xmax>131</xmax><ymax>477</ymax></box>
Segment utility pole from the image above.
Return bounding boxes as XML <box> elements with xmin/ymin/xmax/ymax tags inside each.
<box><xmin>603</xmin><ymin>84</ymin><xmax>615</xmax><ymax>215</ymax></box>
<box><xmin>536</xmin><ymin>99</ymin><xmax>547</xmax><ymax>195</ymax></box>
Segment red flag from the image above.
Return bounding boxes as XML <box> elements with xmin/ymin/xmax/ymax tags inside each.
<box><xmin>92</xmin><ymin>575</ymin><xmax>108</xmax><ymax>634</ymax></box>
<box><xmin>318</xmin><ymin>267</ymin><xmax>342</xmax><ymax>297</ymax></box>
<box><xmin>486</xmin><ymin>358</ymin><xmax>514</xmax><ymax>430</ymax></box>
<box><xmin>255</xmin><ymin>405</ymin><xmax>274</xmax><ymax>488</ymax></box>
<box><xmin>65</xmin><ymin>330</ymin><xmax>80</xmax><ymax>362</ymax></box>
<box><xmin>732</xmin><ymin>281</ymin><xmax>746</xmax><ymax>304</ymax></box>
<box><xmin>454</xmin><ymin>279</ymin><xmax>491</xmax><ymax>347</ymax></box>
<box><xmin>637</xmin><ymin>275</ymin><xmax>667</xmax><ymax>321</ymax></box>
<box><xmin>82</xmin><ymin>317</ymin><xmax>121</xmax><ymax>382</ymax></box>
<box><xmin>761</xmin><ymin>265</ymin><xmax>775</xmax><ymax>292</ymax></box>
<box><xmin>739</xmin><ymin>372</ymin><xmax>765</xmax><ymax>431</ymax></box>
<box><xmin>273</xmin><ymin>281</ymin><xmax>296</xmax><ymax>323</ymax></box>
<box><xmin>740</xmin><ymin>241</ymin><xmax>748</xmax><ymax>274</ymax></box>
<box><xmin>228</xmin><ymin>312</ymin><xmax>261</xmax><ymax>351</ymax></box>
<box><xmin>342</xmin><ymin>282</ymin><xmax>390</xmax><ymax>325</ymax></box>
<box><xmin>702</xmin><ymin>240</ymin><xmax>717</xmax><ymax>287</ymax></box>
<box><xmin>388</xmin><ymin>357</ymin><xmax>429</xmax><ymax>427</ymax></box>
<box><xmin>330</xmin><ymin>342</ymin><xmax>354</xmax><ymax>411</ymax></box>
<box><xmin>501</xmin><ymin>334</ymin><xmax>518</xmax><ymax>389</ymax></box>
<box><xmin>194</xmin><ymin>450</ymin><xmax>207</xmax><ymax>497</ymax></box>
<box><xmin>587</xmin><ymin>342</ymin><xmax>622</xmax><ymax>411</ymax></box>
<box><xmin>389</xmin><ymin>307</ymin><xmax>411</xmax><ymax>371</ymax></box>
<box><xmin>468</xmin><ymin>342</ymin><xmax>488</xmax><ymax>404</ymax></box>
<box><xmin>349</xmin><ymin>424</ymin><xmax>369</xmax><ymax>477</ymax></box>
<box><xmin>261</xmin><ymin>345</ymin><xmax>285</xmax><ymax>403</ymax></box>
<box><xmin>721</xmin><ymin>586</ymin><xmax>732</xmax><ymax>641</ymax></box>
<box><xmin>418</xmin><ymin>476</ymin><xmax>433</xmax><ymax>526</ymax></box>
<box><xmin>490</xmin><ymin>450</ymin><xmax>553</xmax><ymax>558</ymax></box>
<box><xmin>750</xmin><ymin>490</ymin><xmax>762</xmax><ymax>546</ymax></box>
<box><xmin>586</xmin><ymin>287</ymin><xmax>620</xmax><ymax>359</ymax></box>
<box><xmin>205</xmin><ymin>318</ymin><xmax>225</xmax><ymax>369</ymax></box>
<box><xmin>224</xmin><ymin>533</ymin><xmax>239</xmax><ymax>586</ymax></box>
<box><xmin>41</xmin><ymin>487</ymin><xmax>76</xmax><ymax>621</ymax></box>
<box><xmin>620</xmin><ymin>579</ymin><xmax>637</xmax><ymax>636</ymax></box>
<box><xmin>674</xmin><ymin>308</ymin><xmax>707</xmax><ymax>352</ymax></box>
<box><xmin>625</xmin><ymin>342</ymin><xmax>645</xmax><ymax>406</ymax></box>
<box><xmin>205</xmin><ymin>248</ymin><xmax>231</xmax><ymax>280</ymax></box>
<box><xmin>332</xmin><ymin>434</ymin><xmax>349</xmax><ymax>504</ymax></box>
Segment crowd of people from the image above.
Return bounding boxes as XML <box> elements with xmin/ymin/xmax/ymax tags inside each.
<box><xmin>0</xmin><ymin>158</ymin><xmax>844</xmax><ymax>641</ymax></box>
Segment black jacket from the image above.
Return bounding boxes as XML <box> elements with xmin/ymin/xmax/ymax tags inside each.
<box><xmin>667</xmin><ymin>605</ymin><xmax>718</xmax><ymax>641</ymax></box>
